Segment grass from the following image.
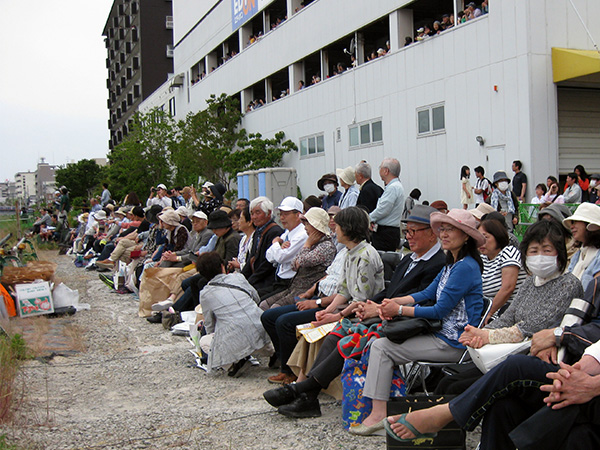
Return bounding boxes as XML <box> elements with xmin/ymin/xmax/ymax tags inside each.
<box><xmin>0</xmin><ymin>333</ymin><xmax>30</xmax><ymax>424</ymax></box>
<box><xmin>0</xmin><ymin>434</ymin><xmax>18</xmax><ymax>450</ymax></box>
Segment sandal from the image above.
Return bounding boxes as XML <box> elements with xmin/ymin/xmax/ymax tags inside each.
<box><xmin>383</xmin><ymin>413</ymin><xmax>438</xmax><ymax>442</ymax></box>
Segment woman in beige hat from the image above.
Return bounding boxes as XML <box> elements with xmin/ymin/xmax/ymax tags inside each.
<box><xmin>157</xmin><ymin>210</ymin><xmax>190</xmax><ymax>254</ymax></box>
<box><xmin>336</xmin><ymin>166</ymin><xmax>359</xmax><ymax>209</ymax></box>
<box><xmin>564</xmin><ymin>202</ymin><xmax>600</xmax><ymax>290</ymax></box>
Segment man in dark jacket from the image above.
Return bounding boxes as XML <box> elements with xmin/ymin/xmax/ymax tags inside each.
<box><xmin>355</xmin><ymin>160</ymin><xmax>383</xmax><ymax>213</ymax></box>
<box><xmin>242</xmin><ymin>196</ymin><xmax>284</xmax><ymax>294</ymax></box>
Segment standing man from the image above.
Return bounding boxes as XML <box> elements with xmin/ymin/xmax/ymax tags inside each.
<box><xmin>370</xmin><ymin>158</ymin><xmax>405</xmax><ymax>251</ymax></box>
<box><xmin>355</xmin><ymin>160</ymin><xmax>383</xmax><ymax>213</ymax></box>
<box><xmin>512</xmin><ymin>160</ymin><xmax>527</xmax><ymax>202</ymax></box>
<box><xmin>101</xmin><ymin>183</ymin><xmax>112</xmax><ymax>206</ymax></box>
<box><xmin>473</xmin><ymin>166</ymin><xmax>491</xmax><ymax>206</ymax></box>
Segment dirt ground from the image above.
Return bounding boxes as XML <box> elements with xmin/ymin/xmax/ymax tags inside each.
<box><xmin>1</xmin><ymin>251</ymin><xmax>480</xmax><ymax>449</ymax></box>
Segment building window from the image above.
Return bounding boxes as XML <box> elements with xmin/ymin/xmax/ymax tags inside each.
<box><xmin>349</xmin><ymin>119</ymin><xmax>383</xmax><ymax>148</ymax></box>
<box><xmin>299</xmin><ymin>133</ymin><xmax>325</xmax><ymax>158</ymax></box>
<box><xmin>417</xmin><ymin>103</ymin><xmax>445</xmax><ymax>136</ymax></box>
<box><xmin>169</xmin><ymin>97</ymin><xmax>176</xmax><ymax>116</ymax></box>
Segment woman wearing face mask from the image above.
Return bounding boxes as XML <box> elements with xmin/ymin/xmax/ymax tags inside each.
<box><xmin>564</xmin><ymin>203</ymin><xmax>600</xmax><ymax>290</ymax></box>
<box><xmin>589</xmin><ymin>174</ymin><xmax>600</xmax><ymax>203</ymax></box>
<box><xmin>490</xmin><ymin>171</ymin><xmax>519</xmax><ymax>231</ymax></box>
<box><xmin>457</xmin><ymin>220</ymin><xmax>583</xmax><ymax>350</ymax></box>
<box><xmin>317</xmin><ymin>173</ymin><xmax>343</xmax><ymax>210</ymax></box>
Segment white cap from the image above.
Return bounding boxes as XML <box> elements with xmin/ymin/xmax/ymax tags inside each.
<box><xmin>157</xmin><ymin>183</ymin><xmax>167</xmax><ymax>190</ymax></box>
<box><xmin>192</xmin><ymin>211</ymin><xmax>208</xmax><ymax>220</ymax></box>
<box><xmin>278</xmin><ymin>196</ymin><xmax>304</xmax><ymax>212</ymax></box>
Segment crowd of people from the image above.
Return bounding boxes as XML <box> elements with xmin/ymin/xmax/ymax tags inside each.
<box><xmin>47</xmin><ymin>152</ymin><xmax>600</xmax><ymax>448</ymax></box>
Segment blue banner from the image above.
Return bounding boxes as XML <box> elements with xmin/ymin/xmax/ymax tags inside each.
<box><xmin>232</xmin><ymin>0</ymin><xmax>259</xmax><ymax>31</ymax></box>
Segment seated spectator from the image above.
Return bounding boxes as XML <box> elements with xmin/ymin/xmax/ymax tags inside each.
<box><xmin>197</xmin><ymin>252</ymin><xmax>271</xmax><ymax>377</ymax></box>
<box><xmin>241</xmin><ymin>197</ymin><xmax>284</xmax><ymax>294</ymax></box>
<box><xmin>565</xmin><ymin>203</ymin><xmax>600</xmax><ymax>290</ymax></box>
<box><xmin>541</xmin><ymin>181</ymin><xmax>565</xmax><ymax>206</ymax></box>
<box><xmin>159</xmin><ymin>211</ymin><xmax>213</xmax><ymax>268</ymax></box>
<box><xmin>466</xmin><ymin>2</ymin><xmax>482</xmax><ymax>19</ymax></box>
<box><xmin>32</xmin><ymin>208</ymin><xmax>53</xmax><ymax>234</ymax></box>
<box><xmin>433</xmin><ymin>21</ymin><xmax>442</xmax><ymax>34</ymax></box>
<box><xmin>209</xmin><ymin>210</ymin><xmax>241</xmax><ymax>264</ymax></box>
<box><xmin>430</xmin><ymin>200</ymin><xmax>449</xmax><ymax>213</ymax></box>
<box><xmin>260</xmin><ymin>207</ymin><xmax>336</xmax><ymax>311</ymax></box>
<box><xmin>146</xmin><ymin>184</ymin><xmax>172</xmax><ymax>209</ymax></box>
<box><xmin>441</xmin><ymin>13</ymin><xmax>452</xmax><ymax>29</ymax></box>
<box><xmin>123</xmin><ymin>191</ymin><xmax>141</xmax><ymax>206</ymax></box>
<box><xmin>261</xmin><ymin>197</ymin><xmax>308</xmax><ymax>300</ymax></box>
<box><xmin>263</xmin><ymin>205</ymin><xmax>444</xmax><ymax>411</ymax></box>
<box><xmin>303</xmin><ymin>195</ymin><xmax>322</xmax><ymax>211</ymax></box>
<box><xmin>351</xmin><ymin>209</ymin><xmax>485</xmax><ymax>432</ymax></box>
<box><xmin>227</xmin><ymin>207</ymin><xmax>254</xmax><ymax>272</ymax></box>
<box><xmin>563</xmin><ymin>172</ymin><xmax>583</xmax><ymax>204</ymax></box>
<box><xmin>336</xmin><ymin>166</ymin><xmax>359</xmax><ymax>209</ymax></box>
<box><xmin>235</xmin><ymin>198</ymin><xmax>250</xmax><ymax>211</ymax></box>
<box><xmin>531</xmin><ymin>183</ymin><xmax>547</xmax><ymax>204</ymax></box>
<box><xmin>174</xmin><ymin>206</ymin><xmax>192</xmax><ymax>231</ymax></box>
<box><xmin>192</xmin><ymin>183</ymin><xmax>226</xmax><ymax>216</ymax></box>
<box><xmin>228</xmin><ymin>208</ymin><xmax>241</xmax><ymax>232</ymax></box>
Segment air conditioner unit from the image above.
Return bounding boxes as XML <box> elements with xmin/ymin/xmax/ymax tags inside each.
<box><xmin>166</xmin><ymin>45</ymin><xmax>174</xmax><ymax>58</ymax></box>
<box><xmin>166</xmin><ymin>16</ymin><xmax>174</xmax><ymax>29</ymax></box>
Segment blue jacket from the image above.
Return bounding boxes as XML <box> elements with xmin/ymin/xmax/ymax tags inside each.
<box><xmin>411</xmin><ymin>255</ymin><xmax>483</xmax><ymax>348</ymax></box>
<box><xmin>569</xmin><ymin>249</ymin><xmax>600</xmax><ymax>291</ymax></box>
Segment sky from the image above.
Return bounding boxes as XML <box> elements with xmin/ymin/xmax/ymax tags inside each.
<box><xmin>0</xmin><ymin>0</ymin><xmax>114</xmax><ymax>182</ymax></box>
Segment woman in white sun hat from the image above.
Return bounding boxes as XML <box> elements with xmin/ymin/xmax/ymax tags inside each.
<box><xmin>563</xmin><ymin>202</ymin><xmax>600</xmax><ymax>290</ymax></box>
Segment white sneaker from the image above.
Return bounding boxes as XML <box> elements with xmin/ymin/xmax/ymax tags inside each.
<box><xmin>151</xmin><ymin>299</ymin><xmax>174</xmax><ymax>312</ymax></box>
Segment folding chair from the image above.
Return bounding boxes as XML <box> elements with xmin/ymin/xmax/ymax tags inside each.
<box><xmin>403</xmin><ymin>296</ymin><xmax>493</xmax><ymax>395</ymax></box>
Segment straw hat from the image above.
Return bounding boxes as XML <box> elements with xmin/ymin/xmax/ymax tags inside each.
<box><xmin>302</xmin><ymin>207</ymin><xmax>330</xmax><ymax>236</ymax></box>
<box><xmin>430</xmin><ymin>209</ymin><xmax>486</xmax><ymax>247</ymax></box>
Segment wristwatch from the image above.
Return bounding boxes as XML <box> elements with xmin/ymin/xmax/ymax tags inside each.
<box><xmin>554</xmin><ymin>327</ymin><xmax>564</xmax><ymax>347</ymax></box>
<box><xmin>315</xmin><ymin>298</ymin><xmax>322</xmax><ymax>306</ymax></box>
<box><xmin>398</xmin><ymin>305</ymin><xmax>403</xmax><ymax>317</ymax></box>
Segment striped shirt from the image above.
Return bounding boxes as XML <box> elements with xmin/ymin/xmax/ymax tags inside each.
<box><xmin>481</xmin><ymin>245</ymin><xmax>527</xmax><ymax>302</ymax></box>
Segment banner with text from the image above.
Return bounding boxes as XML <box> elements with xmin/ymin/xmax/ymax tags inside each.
<box><xmin>231</xmin><ymin>0</ymin><xmax>273</xmax><ymax>31</ymax></box>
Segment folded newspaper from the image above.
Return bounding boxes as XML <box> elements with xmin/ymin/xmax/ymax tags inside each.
<box><xmin>296</xmin><ymin>321</ymin><xmax>338</xmax><ymax>343</ymax></box>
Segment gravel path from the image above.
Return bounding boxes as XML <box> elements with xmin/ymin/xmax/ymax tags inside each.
<box><xmin>2</xmin><ymin>251</ymin><xmax>480</xmax><ymax>449</ymax></box>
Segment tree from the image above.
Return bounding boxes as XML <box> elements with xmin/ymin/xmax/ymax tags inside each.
<box><xmin>106</xmin><ymin>109</ymin><xmax>177</xmax><ymax>201</ymax></box>
<box><xmin>55</xmin><ymin>159</ymin><xmax>106</xmax><ymax>201</ymax></box>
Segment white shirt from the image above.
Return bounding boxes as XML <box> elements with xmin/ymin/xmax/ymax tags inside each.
<box><xmin>146</xmin><ymin>196</ymin><xmax>172</xmax><ymax>209</ymax></box>
<box><xmin>584</xmin><ymin>340</ymin><xmax>600</xmax><ymax>364</ymax></box>
<box><xmin>265</xmin><ymin>223</ymin><xmax>308</xmax><ymax>279</ymax></box>
<box><xmin>474</xmin><ymin>177</ymin><xmax>490</xmax><ymax>204</ymax></box>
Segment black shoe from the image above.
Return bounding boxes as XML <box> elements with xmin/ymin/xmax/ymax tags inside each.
<box><xmin>277</xmin><ymin>393</ymin><xmax>321</xmax><ymax>418</ymax></box>
<box><xmin>263</xmin><ymin>384</ymin><xmax>298</xmax><ymax>407</ymax></box>
<box><xmin>228</xmin><ymin>356</ymin><xmax>251</xmax><ymax>378</ymax></box>
<box><xmin>268</xmin><ymin>354</ymin><xmax>279</xmax><ymax>369</ymax></box>
<box><xmin>146</xmin><ymin>313</ymin><xmax>162</xmax><ymax>323</ymax></box>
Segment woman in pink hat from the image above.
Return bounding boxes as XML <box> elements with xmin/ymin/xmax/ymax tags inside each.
<box><xmin>349</xmin><ymin>209</ymin><xmax>485</xmax><ymax>434</ymax></box>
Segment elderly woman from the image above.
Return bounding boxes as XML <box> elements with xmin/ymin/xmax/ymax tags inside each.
<box><xmin>197</xmin><ymin>251</ymin><xmax>270</xmax><ymax>377</ymax></box>
<box><xmin>157</xmin><ymin>209</ymin><xmax>189</xmax><ymax>254</ymax></box>
<box><xmin>490</xmin><ymin>171</ymin><xmax>518</xmax><ymax>231</ymax></box>
<box><xmin>336</xmin><ymin>166</ymin><xmax>359</xmax><ymax>209</ymax></box>
<box><xmin>350</xmin><ymin>209</ymin><xmax>485</xmax><ymax>434</ymax></box>
<box><xmin>264</xmin><ymin>207</ymin><xmax>383</xmax><ymax>415</ymax></box>
<box><xmin>259</xmin><ymin>207</ymin><xmax>337</xmax><ymax>311</ymax></box>
<box><xmin>478</xmin><ymin>218</ymin><xmax>527</xmax><ymax>323</ymax></box>
<box><xmin>564</xmin><ymin>203</ymin><xmax>600</xmax><ymax>290</ymax></box>
<box><xmin>259</xmin><ymin>207</ymin><xmax>337</xmax><ymax>382</ymax></box>
<box><xmin>227</xmin><ymin>207</ymin><xmax>255</xmax><ymax>272</ymax></box>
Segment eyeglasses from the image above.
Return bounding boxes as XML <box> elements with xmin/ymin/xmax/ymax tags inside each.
<box><xmin>405</xmin><ymin>227</ymin><xmax>429</xmax><ymax>237</ymax></box>
<box><xmin>438</xmin><ymin>226</ymin><xmax>457</xmax><ymax>234</ymax></box>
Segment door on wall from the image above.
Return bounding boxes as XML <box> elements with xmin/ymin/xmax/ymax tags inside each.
<box><xmin>558</xmin><ymin>87</ymin><xmax>600</xmax><ymax>174</ymax></box>
<box><xmin>486</xmin><ymin>145</ymin><xmax>506</xmax><ymax>179</ymax></box>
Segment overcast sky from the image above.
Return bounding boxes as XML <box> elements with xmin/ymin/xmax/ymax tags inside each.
<box><xmin>0</xmin><ymin>0</ymin><xmax>114</xmax><ymax>182</ymax></box>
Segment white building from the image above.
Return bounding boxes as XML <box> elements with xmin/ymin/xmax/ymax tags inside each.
<box><xmin>15</xmin><ymin>171</ymin><xmax>36</xmax><ymax>203</ymax></box>
<box><xmin>140</xmin><ymin>0</ymin><xmax>600</xmax><ymax>207</ymax></box>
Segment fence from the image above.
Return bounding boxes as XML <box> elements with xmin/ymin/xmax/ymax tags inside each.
<box><xmin>513</xmin><ymin>203</ymin><xmax>579</xmax><ymax>241</ymax></box>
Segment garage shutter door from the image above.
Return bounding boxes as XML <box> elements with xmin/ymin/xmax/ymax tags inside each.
<box><xmin>558</xmin><ymin>87</ymin><xmax>600</xmax><ymax>174</ymax></box>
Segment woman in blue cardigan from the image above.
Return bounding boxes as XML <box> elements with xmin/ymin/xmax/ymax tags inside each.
<box><xmin>350</xmin><ymin>209</ymin><xmax>485</xmax><ymax>435</ymax></box>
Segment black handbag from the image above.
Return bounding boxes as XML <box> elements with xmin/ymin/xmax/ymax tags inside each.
<box><xmin>381</xmin><ymin>316</ymin><xmax>442</xmax><ymax>344</ymax></box>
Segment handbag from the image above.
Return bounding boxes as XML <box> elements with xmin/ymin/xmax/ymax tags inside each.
<box><xmin>467</xmin><ymin>340</ymin><xmax>531</xmax><ymax>374</ymax></box>
<box><xmin>381</xmin><ymin>316</ymin><xmax>442</xmax><ymax>344</ymax></box>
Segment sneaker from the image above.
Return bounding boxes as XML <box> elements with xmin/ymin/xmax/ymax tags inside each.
<box><xmin>152</xmin><ymin>299</ymin><xmax>174</xmax><ymax>312</ymax></box>
<box><xmin>228</xmin><ymin>356</ymin><xmax>251</xmax><ymax>378</ymax></box>
<box><xmin>98</xmin><ymin>273</ymin><xmax>114</xmax><ymax>289</ymax></box>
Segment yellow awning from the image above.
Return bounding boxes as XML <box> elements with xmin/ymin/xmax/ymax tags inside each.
<box><xmin>552</xmin><ymin>47</ymin><xmax>600</xmax><ymax>83</ymax></box>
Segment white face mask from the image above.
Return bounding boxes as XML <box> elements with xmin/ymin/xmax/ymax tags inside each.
<box><xmin>497</xmin><ymin>181</ymin><xmax>509</xmax><ymax>191</ymax></box>
<box><xmin>527</xmin><ymin>255</ymin><xmax>559</xmax><ymax>279</ymax></box>
<box><xmin>590</xmin><ymin>180</ymin><xmax>597</xmax><ymax>188</ymax></box>
<box><xmin>324</xmin><ymin>183</ymin><xmax>336</xmax><ymax>194</ymax></box>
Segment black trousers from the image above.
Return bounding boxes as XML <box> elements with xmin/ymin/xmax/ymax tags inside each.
<box><xmin>258</xmin><ymin>276</ymin><xmax>292</xmax><ymax>300</ymax></box>
<box><xmin>307</xmin><ymin>332</ymin><xmax>345</xmax><ymax>388</ymax></box>
<box><xmin>371</xmin><ymin>225</ymin><xmax>400</xmax><ymax>252</ymax></box>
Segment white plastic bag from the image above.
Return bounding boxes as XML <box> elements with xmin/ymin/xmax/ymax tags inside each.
<box><xmin>52</xmin><ymin>282</ymin><xmax>80</xmax><ymax>308</ymax></box>
<box><xmin>468</xmin><ymin>340</ymin><xmax>531</xmax><ymax>374</ymax></box>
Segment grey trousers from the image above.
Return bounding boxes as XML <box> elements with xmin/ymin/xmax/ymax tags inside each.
<box><xmin>362</xmin><ymin>334</ymin><xmax>464</xmax><ymax>401</ymax></box>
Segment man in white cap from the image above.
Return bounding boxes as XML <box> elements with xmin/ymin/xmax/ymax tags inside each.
<box><xmin>262</xmin><ymin>196</ymin><xmax>308</xmax><ymax>299</ymax></box>
<box><xmin>146</xmin><ymin>183</ymin><xmax>172</xmax><ymax>209</ymax></box>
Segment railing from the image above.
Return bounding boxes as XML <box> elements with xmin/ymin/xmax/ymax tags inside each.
<box><xmin>514</xmin><ymin>203</ymin><xmax>579</xmax><ymax>241</ymax></box>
